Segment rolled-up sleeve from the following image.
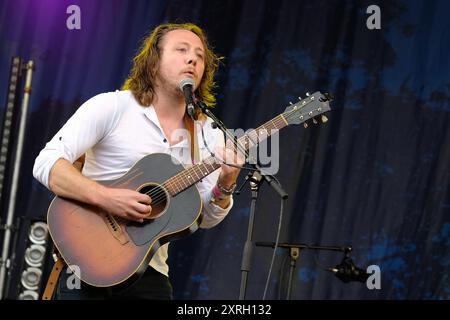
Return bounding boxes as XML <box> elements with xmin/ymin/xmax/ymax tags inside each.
<box><xmin>33</xmin><ymin>92</ymin><xmax>118</xmax><ymax>189</ymax></box>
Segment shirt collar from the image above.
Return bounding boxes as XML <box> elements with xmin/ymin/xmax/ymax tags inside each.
<box><xmin>143</xmin><ymin>105</ymin><xmax>189</xmax><ymax>148</ymax></box>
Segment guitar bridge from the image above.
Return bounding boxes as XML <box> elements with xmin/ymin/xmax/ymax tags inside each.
<box><xmin>103</xmin><ymin>213</ymin><xmax>129</xmax><ymax>245</ymax></box>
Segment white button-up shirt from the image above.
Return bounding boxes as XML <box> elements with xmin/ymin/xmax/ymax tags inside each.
<box><xmin>33</xmin><ymin>90</ymin><xmax>233</xmax><ymax>276</ymax></box>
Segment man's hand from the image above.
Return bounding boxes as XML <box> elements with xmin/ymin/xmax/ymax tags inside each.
<box><xmin>96</xmin><ymin>187</ymin><xmax>152</xmax><ymax>223</ymax></box>
<box><xmin>50</xmin><ymin>158</ymin><xmax>152</xmax><ymax>223</ymax></box>
<box><xmin>215</xmin><ymin>139</ymin><xmax>246</xmax><ymax>188</ymax></box>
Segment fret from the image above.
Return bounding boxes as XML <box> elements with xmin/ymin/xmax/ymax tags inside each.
<box><xmin>241</xmin><ymin>130</ymin><xmax>257</xmax><ymax>146</ymax></box>
<box><xmin>192</xmin><ymin>165</ymin><xmax>201</xmax><ymax>180</ymax></box>
<box><xmin>181</xmin><ymin>174</ymin><xmax>189</xmax><ymax>188</ymax></box>
<box><xmin>186</xmin><ymin>170</ymin><xmax>193</xmax><ymax>184</ymax></box>
<box><xmin>239</xmin><ymin>135</ymin><xmax>254</xmax><ymax>150</ymax></box>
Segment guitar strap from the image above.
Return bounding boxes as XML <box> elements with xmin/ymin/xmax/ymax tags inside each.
<box><xmin>41</xmin><ymin>155</ymin><xmax>87</xmax><ymax>300</ymax></box>
<box><xmin>41</xmin><ymin>251</ymin><xmax>65</xmax><ymax>300</ymax></box>
<box><xmin>183</xmin><ymin>114</ymin><xmax>201</xmax><ymax>164</ymax></box>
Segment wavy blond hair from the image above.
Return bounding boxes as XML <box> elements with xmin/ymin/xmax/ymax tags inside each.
<box><xmin>122</xmin><ymin>23</ymin><xmax>222</xmax><ymax>111</ymax></box>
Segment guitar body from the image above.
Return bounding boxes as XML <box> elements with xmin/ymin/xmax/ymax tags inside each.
<box><xmin>47</xmin><ymin>153</ymin><xmax>202</xmax><ymax>290</ymax></box>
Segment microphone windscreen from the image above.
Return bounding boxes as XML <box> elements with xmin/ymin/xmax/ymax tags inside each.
<box><xmin>179</xmin><ymin>78</ymin><xmax>195</xmax><ymax>91</ymax></box>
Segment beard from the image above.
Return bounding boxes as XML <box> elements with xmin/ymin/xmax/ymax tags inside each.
<box><xmin>153</xmin><ymin>73</ymin><xmax>189</xmax><ymax>109</ymax></box>
<box><xmin>155</xmin><ymin>72</ymin><xmax>183</xmax><ymax>97</ymax></box>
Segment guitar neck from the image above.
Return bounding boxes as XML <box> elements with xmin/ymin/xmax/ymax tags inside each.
<box><xmin>164</xmin><ymin>114</ymin><xmax>289</xmax><ymax>196</ymax></box>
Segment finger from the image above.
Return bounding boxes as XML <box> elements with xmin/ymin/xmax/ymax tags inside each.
<box><xmin>225</xmin><ymin>138</ymin><xmax>235</xmax><ymax>149</ymax></box>
<box><xmin>126</xmin><ymin>208</ymin><xmax>149</xmax><ymax>222</ymax></box>
<box><xmin>136</xmin><ymin>192</ymin><xmax>152</xmax><ymax>204</ymax></box>
<box><xmin>134</xmin><ymin>202</ymin><xmax>152</xmax><ymax>214</ymax></box>
<box><xmin>213</xmin><ymin>147</ymin><xmax>225</xmax><ymax>164</ymax></box>
<box><xmin>125</xmin><ymin>212</ymin><xmax>145</xmax><ymax>223</ymax></box>
<box><xmin>224</xmin><ymin>149</ymin><xmax>239</xmax><ymax>166</ymax></box>
<box><xmin>236</xmin><ymin>151</ymin><xmax>246</xmax><ymax>165</ymax></box>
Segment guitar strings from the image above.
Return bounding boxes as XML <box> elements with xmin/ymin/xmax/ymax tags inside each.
<box><xmin>141</xmin><ymin>159</ymin><xmax>219</xmax><ymax>206</ymax></box>
<box><xmin>135</xmin><ymin>107</ymin><xmax>314</xmax><ymax>208</ymax></box>
<box><xmin>137</xmin><ymin>114</ymin><xmax>294</xmax><ymax>207</ymax></box>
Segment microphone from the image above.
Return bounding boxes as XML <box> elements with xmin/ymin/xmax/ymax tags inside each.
<box><xmin>326</xmin><ymin>257</ymin><xmax>369</xmax><ymax>283</ymax></box>
<box><xmin>179</xmin><ymin>78</ymin><xmax>196</xmax><ymax>119</ymax></box>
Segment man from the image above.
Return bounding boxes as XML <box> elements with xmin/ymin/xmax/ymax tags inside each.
<box><xmin>33</xmin><ymin>23</ymin><xmax>243</xmax><ymax>299</ymax></box>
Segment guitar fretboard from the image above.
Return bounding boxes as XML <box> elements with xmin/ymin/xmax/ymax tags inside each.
<box><xmin>163</xmin><ymin>114</ymin><xmax>289</xmax><ymax>196</ymax></box>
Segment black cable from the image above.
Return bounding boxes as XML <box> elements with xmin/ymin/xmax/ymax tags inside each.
<box><xmin>197</xmin><ymin>101</ymin><xmax>250</xmax><ymax>161</ymax></box>
<box><xmin>262</xmin><ymin>196</ymin><xmax>286</xmax><ymax>300</ymax></box>
<box><xmin>277</xmin><ymin>253</ymin><xmax>289</xmax><ymax>300</ymax></box>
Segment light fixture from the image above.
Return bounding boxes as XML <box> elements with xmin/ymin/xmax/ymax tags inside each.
<box><xmin>29</xmin><ymin>222</ymin><xmax>48</xmax><ymax>245</ymax></box>
<box><xmin>24</xmin><ymin>244</ymin><xmax>46</xmax><ymax>267</ymax></box>
<box><xmin>18</xmin><ymin>290</ymin><xmax>40</xmax><ymax>300</ymax></box>
<box><xmin>20</xmin><ymin>267</ymin><xmax>42</xmax><ymax>291</ymax></box>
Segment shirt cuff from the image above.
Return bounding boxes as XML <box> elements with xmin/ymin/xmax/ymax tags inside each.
<box><xmin>199</xmin><ymin>190</ymin><xmax>234</xmax><ymax>229</ymax></box>
<box><xmin>33</xmin><ymin>150</ymin><xmax>71</xmax><ymax>190</ymax></box>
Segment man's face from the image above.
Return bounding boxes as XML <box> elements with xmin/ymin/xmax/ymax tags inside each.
<box><xmin>156</xmin><ymin>29</ymin><xmax>206</xmax><ymax>93</ymax></box>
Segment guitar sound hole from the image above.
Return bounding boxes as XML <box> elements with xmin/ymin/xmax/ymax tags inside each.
<box><xmin>138</xmin><ymin>184</ymin><xmax>169</xmax><ymax>219</ymax></box>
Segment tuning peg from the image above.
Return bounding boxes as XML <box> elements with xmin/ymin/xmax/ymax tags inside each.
<box><xmin>306</xmin><ymin>92</ymin><xmax>310</xmax><ymax>96</ymax></box>
<box><xmin>303</xmin><ymin>122</ymin><xmax>308</xmax><ymax>129</ymax></box>
<box><xmin>321</xmin><ymin>92</ymin><xmax>334</xmax><ymax>102</ymax></box>
<box><xmin>289</xmin><ymin>101</ymin><xmax>293</xmax><ymax>105</ymax></box>
<box><xmin>312</xmin><ymin>118</ymin><xmax>318</xmax><ymax>124</ymax></box>
<box><xmin>298</xmin><ymin>96</ymin><xmax>302</xmax><ymax>100</ymax></box>
<box><xmin>321</xmin><ymin>115</ymin><xmax>328</xmax><ymax>123</ymax></box>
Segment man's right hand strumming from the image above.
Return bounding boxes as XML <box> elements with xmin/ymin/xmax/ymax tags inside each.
<box><xmin>49</xmin><ymin>158</ymin><xmax>152</xmax><ymax>223</ymax></box>
<box><xmin>95</xmin><ymin>187</ymin><xmax>152</xmax><ymax>223</ymax></box>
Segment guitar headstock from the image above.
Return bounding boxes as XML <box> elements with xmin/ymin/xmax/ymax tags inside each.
<box><xmin>282</xmin><ymin>92</ymin><xmax>332</xmax><ymax>128</ymax></box>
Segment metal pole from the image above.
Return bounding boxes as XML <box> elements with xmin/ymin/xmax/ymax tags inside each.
<box><xmin>286</xmin><ymin>247</ymin><xmax>299</xmax><ymax>300</ymax></box>
<box><xmin>0</xmin><ymin>60</ymin><xmax>34</xmax><ymax>299</ymax></box>
<box><xmin>238</xmin><ymin>171</ymin><xmax>262</xmax><ymax>300</ymax></box>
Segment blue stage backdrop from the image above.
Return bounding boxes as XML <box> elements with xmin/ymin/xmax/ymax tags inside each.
<box><xmin>0</xmin><ymin>0</ymin><xmax>448</xmax><ymax>299</ymax></box>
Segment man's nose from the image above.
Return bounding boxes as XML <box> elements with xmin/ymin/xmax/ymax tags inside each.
<box><xmin>187</xmin><ymin>52</ymin><xmax>197</xmax><ymax>65</ymax></box>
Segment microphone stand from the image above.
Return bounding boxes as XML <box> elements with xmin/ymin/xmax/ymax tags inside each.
<box><xmin>196</xmin><ymin>102</ymin><xmax>288</xmax><ymax>300</ymax></box>
<box><xmin>255</xmin><ymin>242</ymin><xmax>351</xmax><ymax>299</ymax></box>
<box><xmin>286</xmin><ymin>247</ymin><xmax>299</xmax><ymax>300</ymax></box>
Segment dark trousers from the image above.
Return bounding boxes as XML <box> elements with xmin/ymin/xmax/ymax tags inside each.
<box><xmin>55</xmin><ymin>266</ymin><xmax>173</xmax><ymax>300</ymax></box>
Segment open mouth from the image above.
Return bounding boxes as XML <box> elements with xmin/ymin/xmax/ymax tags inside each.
<box><xmin>183</xmin><ymin>71</ymin><xmax>195</xmax><ymax>77</ymax></box>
